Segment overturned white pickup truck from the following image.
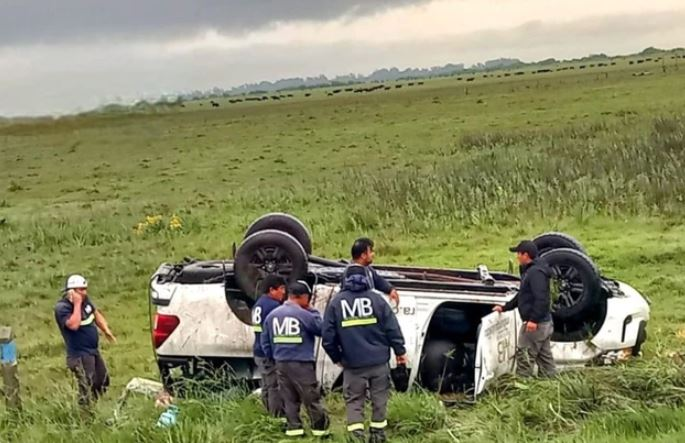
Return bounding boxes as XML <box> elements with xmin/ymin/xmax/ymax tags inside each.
<box><xmin>149</xmin><ymin>213</ymin><xmax>649</xmax><ymax>398</ymax></box>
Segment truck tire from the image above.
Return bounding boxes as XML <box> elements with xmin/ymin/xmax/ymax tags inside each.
<box><xmin>551</xmin><ymin>297</ymin><xmax>606</xmax><ymax>342</ymax></box>
<box><xmin>419</xmin><ymin>339</ymin><xmax>467</xmax><ymax>393</ymax></box>
<box><xmin>234</xmin><ymin>230</ymin><xmax>308</xmax><ymax>297</ymax></box>
<box><xmin>533</xmin><ymin>232</ymin><xmax>586</xmax><ymax>256</ymax></box>
<box><xmin>541</xmin><ymin>248</ymin><xmax>601</xmax><ymax>322</ymax></box>
<box><xmin>244</xmin><ymin>213</ymin><xmax>313</xmax><ymax>255</ymax></box>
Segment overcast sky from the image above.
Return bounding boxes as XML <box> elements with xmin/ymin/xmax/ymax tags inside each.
<box><xmin>1</xmin><ymin>0</ymin><xmax>685</xmax><ymax>117</ymax></box>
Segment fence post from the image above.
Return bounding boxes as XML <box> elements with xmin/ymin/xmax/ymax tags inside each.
<box><xmin>0</xmin><ymin>326</ymin><xmax>21</xmax><ymax>411</ymax></box>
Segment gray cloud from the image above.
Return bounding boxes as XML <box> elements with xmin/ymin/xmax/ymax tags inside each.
<box><xmin>0</xmin><ymin>0</ymin><xmax>428</xmax><ymax>46</ymax></box>
<box><xmin>1</xmin><ymin>3</ymin><xmax>684</xmax><ymax>117</ymax></box>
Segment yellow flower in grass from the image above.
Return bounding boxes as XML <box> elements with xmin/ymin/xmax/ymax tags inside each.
<box><xmin>134</xmin><ymin>222</ymin><xmax>146</xmax><ymax>235</ymax></box>
<box><xmin>146</xmin><ymin>215</ymin><xmax>163</xmax><ymax>226</ymax></box>
<box><xmin>169</xmin><ymin>214</ymin><xmax>183</xmax><ymax>231</ymax></box>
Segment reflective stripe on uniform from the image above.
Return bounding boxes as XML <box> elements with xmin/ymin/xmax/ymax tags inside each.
<box><xmin>274</xmin><ymin>336</ymin><xmax>303</xmax><ymax>344</ymax></box>
<box><xmin>285</xmin><ymin>429</ymin><xmax>305</xmax><ymax>436</ymax></box>
<box><xmin>80</xmin><ymin>314</ymin><xmax>95</xmax><ymax>326</ymax></box>
<box><xmin>370</xmin><ymin>420</ymin><xmax>388</xmax><ymax>429</ymax></box>
<box><xmin>253</xmin><ymin>325</ymin><xmax>262</xmax><ymax>332</ymax></box>
<box><xmin>341</xmin><ymin>317</ymin><xmax>378</xmax><ymax>328</ymax></box>
<box><xmin>311</xmin><ymin>429</ymin><xmax>330</xmax><ymax>437</ymax></box>
<box><xmin>347</xmin><ymin>423</ymin><xmax>365</xmax><ymax>432</ymax></box>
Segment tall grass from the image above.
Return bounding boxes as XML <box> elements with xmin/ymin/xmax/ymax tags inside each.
<box><xmin>334</xmin><ymin>116</ymin><xmax>685</xmax><ymax>231</ymax></box>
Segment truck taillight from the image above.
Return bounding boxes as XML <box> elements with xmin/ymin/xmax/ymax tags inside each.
<box><xmin>153</xmin><ymin>314</ymin><xmax>180</xmax><ymax>348</ymax></box>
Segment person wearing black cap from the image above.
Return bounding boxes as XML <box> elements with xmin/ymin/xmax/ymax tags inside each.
<box><xmin>261</xmin><ymin>281</ymin><xmax>330</xmax><ymax>438</ymax></box>
<box><xmin>252</xmin><ymin>275</ymin><xmax>287</xmax><ymax>418</ymax></box>
<box><xmin>493</xmin><ymin>240</ymin><xmax>556</xmax><ymax>377</ymax></box>
<box><xmin>322</xmin><ymin>265</ymin><xmax>407</xmax><ymax>443</ymax></box>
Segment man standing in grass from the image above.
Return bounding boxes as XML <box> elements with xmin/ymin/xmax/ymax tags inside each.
<box><xmin>322</xmin><ymin>266</ymin><xmax>407</xmax><ymax>443</ymax></box>
<box><xmin>251</xmin><ymin>275</ymin><xmax>287</xmax><ymax>418</ymax></box>
<box><xmin>494</xmin><ymin>240</ymin><xmax>556</xmax><ymax>377</ymax></box>
<box><xmin>261</xmin><ymin>281</ymin><xmax>330</xmax><ymax>439</ymax></box>
<box><xmin>350</xmin><ymin>238</ymin><xmax>400</xmax><ymax>306</ymax></box>
<box><xmin>54</xmin><ymin>274</ymin><xmax>116</xmax><ymax>408</ymax></box>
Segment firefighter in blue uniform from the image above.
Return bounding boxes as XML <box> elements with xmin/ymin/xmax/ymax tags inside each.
<box><xmin>252</xmin><ymin>275</ymin><xmax>287</xmax><ymax>418</ymax></box>
<box><xmin>322</xmin><ymin>265</ymin><xmax>407</xmax><ymax>443</ymax></box>
<box><xmin>261</xmin><ymin>281</ymin><xmax>330</xmax><ymax>438</ymax></box>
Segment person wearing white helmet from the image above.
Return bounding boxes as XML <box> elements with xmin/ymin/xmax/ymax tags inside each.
<box><xmin>54</xmin><ymin>274</ymin><xmax>116</xmax><ymax>408</ymax></box>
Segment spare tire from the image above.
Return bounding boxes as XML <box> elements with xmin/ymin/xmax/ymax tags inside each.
<box><xmin>533</xmin><ymin>232</ymin><xmax>586</xmax><ymax>256</ymax></box>
<box><xmin>419</xmin><ymin>339</ymin><xmax>467</xmax><ymax>393</ymax></box>
<box><xmin>234</xmin><ymin>230</ymin><xmax>308</xmax><ymax>297</ymax></box>
<box><xmin>244</xmin><ymin>213</ymin><xmax>313</xmax><ymax>255</ymax></box>
<box><xmin>540</xmin><ymin>248</ymin><xmax>601</xmax><ymax>322</ymax></box>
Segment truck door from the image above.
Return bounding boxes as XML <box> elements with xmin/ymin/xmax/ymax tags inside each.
<box><xmin>473</xmin><ymin>310</ymin><xmax>519</xmax><ymax>398</ymax></box>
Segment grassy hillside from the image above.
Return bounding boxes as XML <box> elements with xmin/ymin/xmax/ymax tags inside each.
<box><xmin>1</xmin><ymin>54</ymin><xmax>685</xmax><ymax>442</ymax></box>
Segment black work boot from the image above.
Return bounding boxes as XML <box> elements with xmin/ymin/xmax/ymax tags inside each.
<box><xmin>368</xmin><ymin>429</ymin><xmax>387</xmax><ymax>443</ymax></box>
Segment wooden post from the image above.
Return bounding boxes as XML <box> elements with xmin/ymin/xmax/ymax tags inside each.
<box><xmin>0</xmin><ymin>326</ymin><xmax>21</xmax><ymax>411</ymax></box>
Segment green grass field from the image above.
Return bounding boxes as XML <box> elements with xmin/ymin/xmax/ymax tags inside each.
<box><xmin>2</xmin><ymin>52</ymin><xmax>685</xmax><ymax>442</ymax></box>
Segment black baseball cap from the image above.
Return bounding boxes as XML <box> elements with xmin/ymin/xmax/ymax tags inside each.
<box><xmin>509</xmin><ymin>240</ymin><xmax>538</xmax><ymax>258</ymax></box>
<box><xmin>289</xmin><ymin>280</ymin><xmax>312</xmax><ymax>296</ymax></box>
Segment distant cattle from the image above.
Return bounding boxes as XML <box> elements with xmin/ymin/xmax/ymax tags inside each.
<box><xmin>483</xmin><ymin>74</ymin><xmax>488</xmax><ymax>78</ymax></box>
<box><xmin>408</xmin><ymin>82</ymin><xmax>415</xmax><ymax>86</ymax></box>
<box><xmin>287</xmin><ymin>94</ymin><xmax>294</xmax><ymax>98</ymax></box>
<box><xmin>456</xmin><ymin>77</ymin><xmax>463</xmax><ymax>81</ymax></box>
<box><xmin>344</xmin><ymin>88</ymin><xmax>353</xmax><ymax>92</ymax></box>
<box><xmin>579</xmin><ymin>65</ymin><xmax>586</xmax><ymax>69</ymax></box>
<box><xmin>327</xmin><ymin>92</ymin><xmax>333</xmax><ymax>96</ymax></box>
<box><xmin>395</xmin><ymin>84</ymin><xmax>403</xmax><ymax>88</ymax></box>
<box><xmin>210</xmin><ymin>100</ymin><xmax>220</xmax><ymax>107</ymax></box>
<box><xmin>589</xmin><ymin>64</ymin><xmax>595</xmax><ymax>68</ymax></box>
<box><xmin>384</xmin><ymin>86</ymin><xmax>391</xmax><ymax>90</ymax></box>
<box><xmin>332</xmin><ymin>89</ymin><xmax>342</xmax><ymax>94</ymax></box>
<box><xmin>537</xmin><ymin>69</ymin><xmax>553</xmax><ymax>73</ymax></box>
<box><xmin>504</xmin><ymin>73</ymin><xmax>511</xmax><ymax>77</ymax></box>
<box><xmin>637</xmin><ymin>60</ymin><xmax>644</xmax><ymax>64</ymax></box>
<box><xmin>610</xmin><ymin>62</ymin><xmax>617</xmax><ymax>65</ymax></box>
<box><xmin>466</xmin><ymin>77</ymin><xmax>475</xmax><ymax>82</ymax></box>
<box><xmin>417</xmin><ymin>81</ymin><xmax>424</xmax><ymax>85</ymax></box>
<box><xmin>569</xmin><ymin>66</ymin><xmax>575</xmax><ymax>70</ymax></box>
<box><xmin>514</xmin><ymin>71</ymin><xmax>525</xmax><ymax>76</ymax></box>
<box><xmin>271</xmin><ymin>96</ymin><xmax>280</xmax><ymax>100</ymax></box>
<box><xmin>304</xmin><ymin>93</ymin><xmax>311</xmax><ymax>97</ymax></box>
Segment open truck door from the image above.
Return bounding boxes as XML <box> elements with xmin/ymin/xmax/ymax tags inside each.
<box><xmin>474</xmin><ymin>310</ymin><xmax>519</xmax><ymax>398</ymax></box>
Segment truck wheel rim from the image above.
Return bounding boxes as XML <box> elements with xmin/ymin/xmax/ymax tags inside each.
<box><xmin>551</xmin><ymin>264</ymin><xmax>585</xmax><ymax>309</ymax></box>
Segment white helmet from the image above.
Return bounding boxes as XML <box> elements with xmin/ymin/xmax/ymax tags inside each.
<box><xmin>65</xmin><ymin>274</ymin><xmax>88</xmax><ymax>290</ymax></box>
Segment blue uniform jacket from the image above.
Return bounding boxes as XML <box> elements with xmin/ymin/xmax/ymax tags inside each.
<box><xmin>261</xmin><ymin>301</ymin><xmax>322</xmax><ymax>363</ymax></box>
<box><xmin>252</xmin><ymin>295</ymin><xmax>282</xmax><ymax>358</ymax></box>
<box><xmin>322</xmin><ymin>274</ymin><xmax>406</xmax><ymax>369</ymax></box>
